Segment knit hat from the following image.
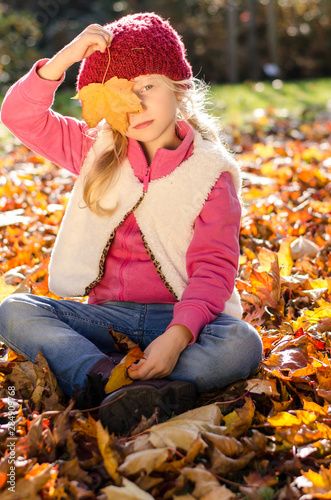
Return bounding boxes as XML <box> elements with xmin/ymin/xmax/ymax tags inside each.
<box><xmin>76</xmin><ymin>12</ymin><xmax>192</xmax><ymax>91</ymax></box>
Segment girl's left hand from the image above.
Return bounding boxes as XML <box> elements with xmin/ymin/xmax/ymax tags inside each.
<box><xmin>128</xmin><ymin>325</ymin><xmax>192</xmax><ymax>380</ymax></box>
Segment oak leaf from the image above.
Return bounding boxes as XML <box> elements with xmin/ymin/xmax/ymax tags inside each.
<box><xmin>75</xmin><ymin>77</ymin><xmax>143</xmax><ymax>133</ymax></box>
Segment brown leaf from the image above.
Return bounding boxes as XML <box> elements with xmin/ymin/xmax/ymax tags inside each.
<box><xmin>101</xmin><ymin>477</ymin><xmax>154</xmax><ymax>499</ymax></box>
<box><xmin>118</xmin><ymin>447</ymin><xmax>172</xmax><ymax>477</ymax></box>
<box><xmin>96</xmin><ymin>420</ymin><xmax>121</xmax><ymax>486</ymax></box>
<box><xmin>223</xmin><ymin>397</ymin><xmax>255</xmax><ymax>438</ymax></box>
<box><xmin>210</xmin><ymin>448</ymin><xmax>255</xmax><ymax>476</ymax></box>
<box><xmin>181</xmin><ymin>465</ymin><xmax>236</xmax><ymax>499</ymax></box>
<box><xmin>108</xmin><ymin>328</ymin><xmax>137</xmax><ymax>353</ymax></box>
<box><xmin>201</xmin><ymin>432</ymin><xmax>244</xmax><ymax>457</ymax></box>
<box><xmin>53</xmin><ymin>400</ymin><xmax>75</xmax><ymax>448</ymax></box>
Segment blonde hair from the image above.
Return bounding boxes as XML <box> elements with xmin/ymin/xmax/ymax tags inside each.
<box><xmin>83</xmin><ymin>76</ymin><xmax>221</xmax><ymax>217</ymax></box>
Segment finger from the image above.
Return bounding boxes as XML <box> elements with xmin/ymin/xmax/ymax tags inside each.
<box><xmin>128</xmin><ymin>360</ymin><xmax>154</xmax><ymax>380</ymax></box>
<box><xmin>85</xmin><ymin>25</ymin><xmax>113</xmax><ymax>46</ymax></box>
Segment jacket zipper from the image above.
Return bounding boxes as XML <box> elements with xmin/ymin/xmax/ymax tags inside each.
<box><xmin>143</xmin><ymin>155</ymin><xmax>158</xmax><ymax>193</ymax></box>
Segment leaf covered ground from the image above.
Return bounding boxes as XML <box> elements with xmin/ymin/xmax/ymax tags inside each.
<box><xmin>0</xmin><ymin>110</ymin><xmax>331</xmax><ymax>499</ymax></box>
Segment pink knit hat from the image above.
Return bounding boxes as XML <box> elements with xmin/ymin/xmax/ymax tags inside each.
<box><xmin>76</xmin><ymin>12</ymin><xmax>192</xmax><ymax>90</ymax></box>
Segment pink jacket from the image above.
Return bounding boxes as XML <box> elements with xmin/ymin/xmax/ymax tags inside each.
<box><xmin>0</xmin><ymin>60</ymin><xmax>242</xmax><ymax>343</ymax></box>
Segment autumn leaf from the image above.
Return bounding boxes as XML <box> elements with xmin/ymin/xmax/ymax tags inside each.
<box><xmin>96</xmin><ymin>420</ymin><xmax>121</xmax><ymax>486</ymax></box>
<box><xmin>101</xmin><ymin>477</ymin><xmax>154</xmax><ymax>500</ymax></box>
<box><xmin>301</xmin><ymin>465</ymin><xmax>331</xmax><ymax>499</ymax></box>
<box><xmin>104</xmin><ymin>344</ymin><xmax>145</xmax><ymax>394</ymax></box>
<box><xmin>0</xmin><ymin>275</ymin><xmax>18</xmax><ymax>303</ymax></box>
<box><xmin>75</xmin><ymin>76</ymin><xmax>143</xmax><ymax>133</ymax></box>
<box><xmin>223</xmin><ymin>397</ymin><xmax>255</xmax><ymax>438</ymax></box>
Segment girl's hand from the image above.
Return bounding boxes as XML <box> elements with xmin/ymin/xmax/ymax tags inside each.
<box><xmin>60</xmin><ymin>24</ymin><xmax>113</xmax><ymax>65</ymax></box>
<box><xmin>128</xmin><ymin>325</ymin><xmax>193</xmax><ymax>380</ymax></box>
<box><xmin>37</xmin><ymin>24</ymin><xmax>113</xmax><ymax>81</ymax></box>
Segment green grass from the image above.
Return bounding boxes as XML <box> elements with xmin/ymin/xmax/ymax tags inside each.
<box><xmin>1</xmin><ymin>77</ymin><xmax>331</xmax><ymax>130</ymax></box>
<box><xmin>211</xmin><ymin>77</ymin><xmax>331</xmax><ymax>125</ymax></box>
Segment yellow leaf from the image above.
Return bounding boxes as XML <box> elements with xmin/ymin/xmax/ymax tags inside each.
<box><xmin>104</xmin><ymin>344</ymin><xmax>145</xmax><ymax>394</ymax></box>
<box><xmin>223</xmin><ymin>397</ymin><xmax>255</xmax><ymax>438</ymax></box>
<box><xmin>257</xmin><ymin>247</ymin><xmax>277</xmax><ymax>273</ymax></box>
<box><xmin>267</xmin><ymin>411</ymin><xmax>301</xmax><ymax>427</ymax></box>
<box><xmin>302</xmin><ymin>465</ymin><xmax>331</xmax><ymax>498</ymax></box>
<box><xmin>278</xmin><ymin>236</ymin><xmax>295</xmax><ymax>277</ymax></box>
<box><xmin>0</xmin><ymin>275</ymin><xmax>18</xmax><ymax>303</ymax></box>
<box><xmin>302</xmin><ymin>399</ymin><xmax>328</xmax><ymax>416</ymax></box>
<box><xmin>75</xmin><ymin>76</ymin><xmax>143</xmax><ymax>133</ymax></box>
<box><xmin>96</xmin><ymin>420</ymin><xmax>121</xmax><ymax>486</ymax></box>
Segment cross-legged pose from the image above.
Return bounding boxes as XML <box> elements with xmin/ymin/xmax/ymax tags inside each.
<box><xmin>0</xmin><ymin>13</ymin><xmax>263</xmax><ymax>433</ymax></box>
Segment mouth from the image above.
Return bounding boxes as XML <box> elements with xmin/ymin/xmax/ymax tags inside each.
<box><xmin>133</xmin><ymin>120</ymin><xmax>154</xmax><ymax>130</ymax></box>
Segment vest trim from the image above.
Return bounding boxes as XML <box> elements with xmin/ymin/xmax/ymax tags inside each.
<box><xmin>84</xmin><ymin>193</ymin><xmax>145</xmax><ymax>296</ymax></box>
<box><xmin>140</xmin><ymin>230</ymin><xmax>178</xmax><ymax>299</ymax></box>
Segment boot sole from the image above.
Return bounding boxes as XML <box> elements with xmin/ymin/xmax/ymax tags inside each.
<box><xmin>99</xmin><ymin>380</ymin><xmax>196</xmax><ymax>434</ymax></box>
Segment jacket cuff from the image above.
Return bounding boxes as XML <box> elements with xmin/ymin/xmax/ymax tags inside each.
<box><xmin>166</xmin><ymin>305</ymin><xmax>210</xmax><ymax>345</ymax></box>
<box><xmin>18</xmin><ymin>59</ymin><xmax>65</xmax><ymax>103</ymax></box>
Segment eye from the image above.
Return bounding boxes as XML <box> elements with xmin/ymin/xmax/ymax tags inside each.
<box><xmin>142</xmin><ymin>84</ymin><xmax>153</xmax><ymax>92</ymax></box>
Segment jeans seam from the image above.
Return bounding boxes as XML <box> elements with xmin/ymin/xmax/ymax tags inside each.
<box><xmin>52</xmin><ymin>308</ymin><xmax>135</xmax><ymax>333</ymax></box>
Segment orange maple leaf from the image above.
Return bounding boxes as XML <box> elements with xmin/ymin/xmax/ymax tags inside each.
<box><xmin>75</xmin><ymin>76</ymin><xmax>143</xmax><ymax>133</ymax></box>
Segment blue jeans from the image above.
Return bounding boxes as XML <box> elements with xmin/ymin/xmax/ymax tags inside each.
<box><xmin>0</xmin><ymin>293</ymin><xmax>263</xmax><ymax>396</ymax></box>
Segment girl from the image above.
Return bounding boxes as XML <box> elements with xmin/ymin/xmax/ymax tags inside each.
<box><xmin>0</xmin><ymin>13</ymin><xmax>263</xmax><ymax>434</ymax></box>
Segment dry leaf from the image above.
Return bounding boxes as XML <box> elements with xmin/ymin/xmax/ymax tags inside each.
<box><xmin>118</xmin><ymin>447</ymin><xmax>172</xmax><ymax>476</ymax></box>
<box><xmin>223</xmin><ymin>397</ymin><xmax>255</xmax><ymax>438</ymax></box>
<box><xmin>96</xmin><ymin>420</ymin><xmax>121</xmax><ymax>486</ymax></box>
<box><xmin>75</xmin><ymin>76</ymin><xmax>143</xmax><ymax>132</ymax></box>
<box><xmin>104</xmin><ymin>344</ymin><xmax>144</xmax><ymax>394</ymax></box>
<box><xmin>101</xmin><ymin>477</ymin><xmax>154</xmax><ymax>500</ymax></box>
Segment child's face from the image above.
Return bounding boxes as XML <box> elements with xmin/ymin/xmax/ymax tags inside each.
<box><xmin>126</xmin><ymin>75</ymin><xmax>181</xmax><ymax>162</ymax></box>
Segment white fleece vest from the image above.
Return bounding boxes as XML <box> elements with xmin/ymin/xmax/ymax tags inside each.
<box><xmin>49</xmin><ymin>127</ymin><xmax>243</xmax><ymax>318</ymax></box>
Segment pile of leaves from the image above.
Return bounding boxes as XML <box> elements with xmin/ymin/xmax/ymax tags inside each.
<box><xmin>0</xmin><ymin>110</ymin><xmax>331</xmax><ymax>499</ymax></box>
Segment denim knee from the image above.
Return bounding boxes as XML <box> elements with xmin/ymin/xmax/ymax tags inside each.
<box><xmin>170</xmin><ymin>315</ymin><xmax>263</xmax><ymax>392</ymax></box>
<box><xmin>0</xmin><ymin>294</ymin><xmax>22</xmax><ymax>334</ymax></box>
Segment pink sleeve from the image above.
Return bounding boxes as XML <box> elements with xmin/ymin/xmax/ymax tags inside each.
<box><xmin>0</xmin><ymin>59</ymin><xmax>91</xmax><ymax>175</ymax></box>
<box><xmin>166</xmin><ymin>171</ymin><xmax>241</xmax><ymax>344</ymax></box>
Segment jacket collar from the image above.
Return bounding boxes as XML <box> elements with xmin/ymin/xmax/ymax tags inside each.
<box><xmin>127</xmin><ymin>121</ymin><xmax>194</xmax><ymax>182</ymax></box>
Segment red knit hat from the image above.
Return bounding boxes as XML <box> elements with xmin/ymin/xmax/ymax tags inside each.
<box><xmin>76</xmin><ymin>12</ymin><xmax>192</xmax><ymax>90</ymax></box>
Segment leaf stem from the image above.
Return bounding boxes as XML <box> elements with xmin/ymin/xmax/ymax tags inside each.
<box><xmin>102</xmin><ymin>47</ymin><xmax>111</xmax><ymax>85</ymax></box>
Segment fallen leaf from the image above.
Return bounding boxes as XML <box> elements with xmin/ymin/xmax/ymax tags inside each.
<box><xmin>104</xmin><ymin>344</ymin><xmax>144</xmax><ymax>394</ymax></box>
<box><xmin>96</xmin><ymin>420</ymin><xmax>121</xmax><ymax>486</ymax></box>
<box><xmin>118</xmin><ymin>447</ymin><xmax>172</xmax><ymax>476</ymax></box>
<box><xmin>301</xmin><ymin>465</ymin><xmax>331</xmax><ymax>498</ymax></box>
<box><xmin>223</xmin><ymin>397</ymin><xmax>255</xmax><ymax>438</ymax></box>
<box><xmin>101</xmin><ymin>477</ymin><xmax>154</xmax><ymax>499</ymax></box>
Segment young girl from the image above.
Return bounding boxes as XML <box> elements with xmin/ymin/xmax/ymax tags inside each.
<box><xmin>0</xmin><ymin>13</ymin><xmax>263</xmax><ymax>433</ymax></box>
